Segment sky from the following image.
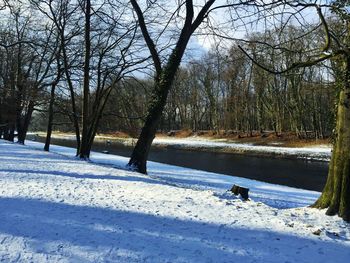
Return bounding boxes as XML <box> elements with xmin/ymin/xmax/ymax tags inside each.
<box><xmin>0</xmin><ymin>0</ymin><xmax>333</xmax><ymax>78</ymax></box>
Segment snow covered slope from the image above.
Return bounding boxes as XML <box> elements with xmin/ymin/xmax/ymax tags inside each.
<box><xmin>0</xmin><ymin>140</ymin><xmax>349</xmax><ymax>262</ymax></box>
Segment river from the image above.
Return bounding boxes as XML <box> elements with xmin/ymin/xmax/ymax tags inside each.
<box><xmin>30</xmin><ymin>135</ymin><xmax>329</xmax><ymax>192</ymax></box>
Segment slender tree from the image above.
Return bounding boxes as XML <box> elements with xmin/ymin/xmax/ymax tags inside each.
<box><xmin>44</xmin><ymin>50</ymin><xmax>62</xmax><ymax>151</ymax></box>
<box><xmin>79</xmin><ymin>0</ymin><xmax>92</xmax><ymax>159</ymax></box>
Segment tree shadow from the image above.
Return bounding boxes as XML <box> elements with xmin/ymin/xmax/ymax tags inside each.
<box><xmin>0</xmin><ymin>168</ymin><xmax>167</xmax><ymax>186</ymax></box>
<box><xmin>0</xmin><ymin>197</ymin><xmax>349</xmax><ymax>262</ymax></box>
<box><xmin>0</xmin><ymin>142</ymin><xmax>76</xmax><ymax>165</ymax></box>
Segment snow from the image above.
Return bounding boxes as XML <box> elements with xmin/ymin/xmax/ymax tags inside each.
<box><xmin>0</xmin><ymin>139</ymin><xmax>349</xmax><ymax>262</ymax></box>
<box><xmin>149</xmin><ymin>137</ymin><xmax>332</xmax><ymax>161</ymax></box>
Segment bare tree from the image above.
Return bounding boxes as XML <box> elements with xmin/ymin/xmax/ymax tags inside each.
<box><xmin>128</xmin><ymin>0</ymin><xmax>216</xmax><ymax>173</ymax></box>
<box><xmin>0</xmin><ymin>1</ymin><xmax>59</xmax><ymax>143</ymax></box>
<box><xmin>79</xmin><ymin>0</ymin><xmax>92</xmax><ymax>158</ymax></box>
<box><xmin>233</xmin><ymin>1</ymin><xmax>350</xmax><ymax>221</ymax></box>
<box><xmin>32</xmin><ymin>0</ymin><xmax>144</xmax><ymax>157</ymax></box>
<box><xmin>31</xmin><ymin>0</ymin><xmax>82</xmax><ymax>153</ymax></box>
<box><xmin>78</xmin><ymin>0</ymin><xmax>144</xmax><ymax>158</ymax></box>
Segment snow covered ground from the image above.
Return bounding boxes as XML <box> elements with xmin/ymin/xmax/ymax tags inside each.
<box><xmin>0</xmin><ymin>140</ymin><xmax>349</xmax><ymax>263</ymax></box>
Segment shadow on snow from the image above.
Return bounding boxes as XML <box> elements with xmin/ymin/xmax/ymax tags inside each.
<box><xmin>0</xmin><ymin>197</ymin><xmax>349</xmax><ymax>262</ymax></box>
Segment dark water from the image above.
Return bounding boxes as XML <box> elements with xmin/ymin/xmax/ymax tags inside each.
<box><xmin>31</xmin><ymin>136</ymin><xmax>329</xmax><ymax>191</ymax></box>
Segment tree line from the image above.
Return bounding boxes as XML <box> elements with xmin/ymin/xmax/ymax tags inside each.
<box><xmin>31</xmin><ymin>38</ymin><xmax>336</xmax><ymax>140</ymax></box>
<box><xmin>0</xmin><ymin>0</ymin><xmax>349</xmax><ymax>221</ymax></box>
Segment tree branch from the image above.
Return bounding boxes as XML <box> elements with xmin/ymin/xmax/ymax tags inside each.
<box><xmin>0</xmin><ymin>40</ymin><xmax>35</xmax><ymax>49</ymax></box>
<box><xmin>191</xmin><ymin>0</ymin><xmax>215</xmax><ymax>33</ymax></box>
<box><xmin>238</xmin><ymin>45</ymin><xmax>340</xmax><ymax>75</ymax></box>
<box><xmin>130</xmin><ymin>0</ymin><xmax>162</xmax><ymax>75</ymax></box>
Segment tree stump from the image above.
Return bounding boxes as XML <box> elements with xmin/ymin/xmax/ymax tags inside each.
<box><xmin>230</xmin><ymin>184</ymin><xmax>249</xmax><ymax>200</ymax></box>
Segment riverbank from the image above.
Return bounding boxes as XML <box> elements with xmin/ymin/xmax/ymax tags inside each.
<box><xmin>30</xmin><ymin>132</ymin><xmax>332</xmax><ymax>162</ymax></box>
<box><xmin>0</xmin><ymin>140</ymin><xmax>349</xmax><ymax>262</ymax></box>
<box><xmin>27</xmin><ymin>134</ymin><xmax>329</xmax><ymax>191</ymax></box>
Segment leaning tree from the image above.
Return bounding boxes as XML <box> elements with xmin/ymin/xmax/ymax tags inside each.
<box><xmin>127</xmin><ymin>0</ymin><xmax>241</xmax><ymax>173</ymax></box>
<box><xmin>228</xmin><ymin>0</ymin><xmax>350</xmax><ymax>221</ymax></box>
<box><xmin>127</xmin><ymin>0</ymin><xmax>215</xmax><ymax>173</ymax></box>
<box><xmin>309</xmin><ymin>1</ymin><xmax>350</xmax><ymax>222</ymax></box>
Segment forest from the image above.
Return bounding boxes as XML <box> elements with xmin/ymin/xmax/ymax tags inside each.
<box><xmin>31</xmin><ymin>43</ymin><xmax>336</xmax><ymax>140</ymax></box>
<box><xmin>0</xmin><ymin>0</ymin><xmax>337</xmax><ymax>142</ymax></box>
<box><xmin>0</xmin><ymin>0</ymin><xmax>349</xmax><ymax>222</ymax></box>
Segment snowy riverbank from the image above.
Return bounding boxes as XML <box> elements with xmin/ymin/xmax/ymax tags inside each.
<box><xmin>30</xmin><ymin>133</ymin><xmax>332</xmax><ymax>161</ymax></box>
<box><xmin>0</xmin><ymin>140</ymin><xmax>348</xmax><ymax>262</ymax></box>
<box><xmin>149</xmin><ymin>137</ymin><xmax>332</xmax><ymax>161</ymax></box>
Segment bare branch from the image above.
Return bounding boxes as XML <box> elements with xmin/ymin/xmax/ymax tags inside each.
<box><xmin>238</xmin><ymin>45</ymin><xmax>340</xmax><ymax>75</ymax></box>
<box><xmin>130</xmin><ymin>0</ymin><xmax>162</xmax><ymax>75</ymax></box>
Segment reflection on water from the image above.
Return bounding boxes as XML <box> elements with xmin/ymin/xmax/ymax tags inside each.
<box><xmin>30</xmin><ymin>136</ymin><xmax>329</xmax><ymax>191</ymax></box>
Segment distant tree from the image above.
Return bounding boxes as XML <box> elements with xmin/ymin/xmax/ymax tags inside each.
<box><xmin>0</xmin><ymin>2</ymin><xmax>58</xmax><ymax>143</ymax></box>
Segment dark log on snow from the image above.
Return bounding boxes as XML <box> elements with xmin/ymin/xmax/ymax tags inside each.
<box><xmin>230</xmin><ymin>184</ymin><xmax>249</xmax><ymax>200</ymax></box>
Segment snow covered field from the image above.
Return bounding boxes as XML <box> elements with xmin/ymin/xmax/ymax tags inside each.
<box><xmin>0</xmin><ymin>140</ymin><xmax>349</xmax><ymax>262</ymax></box>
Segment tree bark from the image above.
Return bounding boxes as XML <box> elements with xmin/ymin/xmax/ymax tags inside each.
<box><xmin>313</xmin><ymin>58</ymin><xmax>350</xmax><ymax>222</ymax></box>
<box><xmin>79</xmin><ymin>0</ymin><xmax>91</xmax><ymax>159</ymax></box>
<box><xmin>84</xmin><ymin>92</ymin><xmax>112</xmax><ymax>157</ymax></box>
<box><xmin>60</xmin><ymin>27</ymin><xmax>81</xmax><ymax>155</ymax></box>
<box><xmin>44</xmin><ymin>83</ymin><xmax>56</xmax><ymax>151</ymax></box>
<box><xmin>17</xmin><ymin>101</ymin><xmax>35</xmax><ymax>144</ymax></box>
<box><xmin>128</xmin><ymin>48</ymin><xmax>187</xmax><ymax>173</ymax></box>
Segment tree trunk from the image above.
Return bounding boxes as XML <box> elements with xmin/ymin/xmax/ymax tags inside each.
<box><xmin>128</xmin><ymin>49</ymin><xmax>185</xmax><ymax>173</ymax></box>
<box><xmin>313</xmin><ymin>59</ymin><xmax>350</xmax><ymax>222</ymax></box>
<box><xmin>84</xmin><ymin>99</ymin><xmax>108</xmax><ymax>158</ymax></box>
<box><xmin>61</xmin><ymin>30</ymin><xmax>80</xmax><ymax>155</ymax></box>
<box><xmin>79</xmin><ymin>0</ymin><xmax>91</xmax><ymax>159</ymax></box>
<box><xmin>17</xmin><ymin>101</ymin><xmax>34</xmax><ymax>144</ymax></box>
<box><xmin>127</xmin><ymin>75</ymin><xmax>173</xmax><ymax>174</ymax></box>
<box><xmin>6</xmin><ymin>123</ymin><xmax>15</xmax><ymax>142</ymax></box>
<box><xmin>44</xmin><ymin>83</ymin><xmax>56</xmax><ymax>151</ymax></box>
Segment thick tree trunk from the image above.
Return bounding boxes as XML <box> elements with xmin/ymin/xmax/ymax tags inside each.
<box><xmin>17</xmin><ymin>101</ymin><xmax>34</xmax><ymax>144</ymax></box>
<box><xmin>8</xmin><ymin>123</ymin><xmax>15</xmax><ymax>142</ymax></box>
<box><xmin>127</xmin><ymin>104</ymin><xmax>160</xmax><ymax>173</ymax></box>
<box><xmin>81</xmin><ymin>107</ymin><xmax>103</xmax><ymax>159</ymax></box>
<box><xmin>128</xmin><ymin>50</ymin><xmax>185</xmax><ymax>173</ymax></box>
<box><xmin>85</xmin><ymin>92</ymin><xmax>111</xmax><ymax>157</ymax></box>
<box><xmin>313</xmin><ymin>60</ymin><xmax>350</xmax><ymax>222</ymax></box>
<box><xmin>2</xmin><ymin>123</ymin><xmax>11</xmax><ymax>141</ymax></box>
